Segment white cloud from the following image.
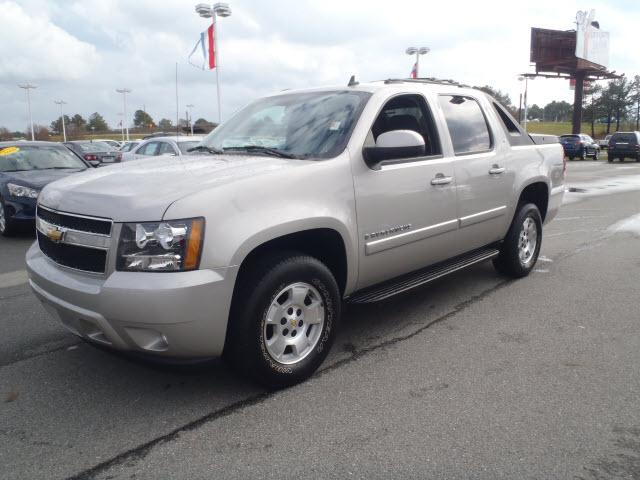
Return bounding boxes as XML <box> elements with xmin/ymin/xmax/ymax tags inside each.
<box><xmin>0</xmin><ymin>0</ymin><xmax>638</xmax><ymax>131</ymax></box>
<box><xmin>0</xmin><ymin>1</ymin><xmax>97</xmax><ymax>82</ymax></box>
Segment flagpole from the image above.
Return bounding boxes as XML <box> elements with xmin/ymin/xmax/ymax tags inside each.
<box><xmin>213</xmin><ymin>13</ymin><xmax>222</xmax><ymax>124</ymax></box>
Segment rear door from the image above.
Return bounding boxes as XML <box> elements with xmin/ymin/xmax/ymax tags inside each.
<box><xmin>437</xmin><ymin>94</ymin><xmax>512</xmax><ymax>253</ymax></box>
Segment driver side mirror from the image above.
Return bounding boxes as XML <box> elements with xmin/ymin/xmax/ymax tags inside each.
<box><xmin>363</xmin><ymin>130</ymin><xmax>425</xmax><ymax>170</ymax></box>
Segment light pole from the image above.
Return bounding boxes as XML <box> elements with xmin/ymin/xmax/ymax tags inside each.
<box><xmin>54</xmin><ymin>100</ymin><xmax>67</xmax><ymax>142</ymax></box>
<box><xmin>406</xmin><ymin>47</ymin><xmax>430</xmax><ymax>78</ymax></box>
<box><xmin>18</xmin><ymin>83</ymin><xmax>37</xmax><ymax>140</ymax></box>
<box><xmin>186</xmin><ymin>104</ymin><xmax>195</xmax><ymax>135</ymax></box>
<box><xmin>518</xmin><ymin>75</ymin><xmax>530</xmax><ymax>132</ymax></box>
<box><xmin>116</xmin><ymin>88</ymin><xmax>131</xmax><ymax>141</ymax></box>
<box><xmin>117</xmin><ymin>113</ymin><xmax>124</xmax><ymax>142</ymax></box>
<box><xmin>195</xmin><ymin>3</ymin><xmax>231</xmax><ymax>123</ymax></box>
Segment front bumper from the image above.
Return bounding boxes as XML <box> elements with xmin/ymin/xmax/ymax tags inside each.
<box><xmin>26</xmin><ymin>242</ymin><xmax>239</xmax><ymax>358</ymax></box>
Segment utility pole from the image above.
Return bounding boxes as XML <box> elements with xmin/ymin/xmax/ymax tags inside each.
<box><xmin>18</xmin><ymin>83</ymin><xmax>37</xmax><ymax>140</ymax></box>
<box><xmin>54</xmin><ymin>100</ymin><xmax>67</xmax><ymax>142</ymax></box>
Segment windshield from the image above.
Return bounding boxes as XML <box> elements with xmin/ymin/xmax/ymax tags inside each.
<box><xmin>0</xmin><ymin>145</ymin><xmax>87</xmax><ymax>172</ymax></box>
<box><xmin>178</xmin><ymin>141</ymin><xmax>201</xmax><ymax>154</ymax></box>
<box><xmin>200</xmin><ymin>90</ymin><xmax>371</xmax><ymax>159</ymax></box>
<box><xmin>75</xmin><ymin>142</ymin><xmax>116</xmax><ymax>153</ymax></box>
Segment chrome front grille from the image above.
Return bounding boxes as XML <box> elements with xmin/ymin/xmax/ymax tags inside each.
<box><xmin>36</xmin><ymin>206</ymin><xmax>113</xmax><ymax>274</ymax></box>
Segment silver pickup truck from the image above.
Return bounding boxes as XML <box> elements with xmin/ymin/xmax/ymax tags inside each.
<box><xmin>26</xmin><ymin>79</ymin><xmax>565</xmax><ymax>387</ymax></box>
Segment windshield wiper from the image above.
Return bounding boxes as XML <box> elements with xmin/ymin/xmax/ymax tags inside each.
<box><xmin>2</xmin><ymin>169</ymin><xmax>30</xmax><ymax>172</ymax></box>
<box><xmin>187</xmin><ymin>145</ymin><xmax>224</xmax><ymax>154</ymax></box>
<box><xmin>223</xmin><ymin>146</ymin><xmax>301</xmax><ymax>159</ymax></box>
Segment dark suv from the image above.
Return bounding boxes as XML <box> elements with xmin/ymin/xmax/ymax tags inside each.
<box><xmin>559</xmin><ymin>134</ymin><xmax>600</xmax><ymax>160</ymax></box>
<box><xmin>608</xmin><ymin>131</ymin><xmax>640</xmax><ymax>162</ymax></box>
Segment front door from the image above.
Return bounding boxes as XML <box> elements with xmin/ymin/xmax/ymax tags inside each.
<box><xmin>353</xmin><ymin>93</ymin><xmax>459</xmax><ymax>289</ymax></box>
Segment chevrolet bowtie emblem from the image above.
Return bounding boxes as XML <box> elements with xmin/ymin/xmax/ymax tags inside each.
<box><xmin>46</xmin><ymin>227</ymin><xmax>64</xmax><ymax>243</ymax></box>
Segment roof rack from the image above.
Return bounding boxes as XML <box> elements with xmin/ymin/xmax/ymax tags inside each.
<box><xmin>382</xmin><ymin>77</ymin><xmax>471</xmax><ymax>88</ymax></box>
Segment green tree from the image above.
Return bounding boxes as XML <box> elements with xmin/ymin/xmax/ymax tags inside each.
<box><xmin>629</xmin><ymin>75</ymin><xmax>640</xmax><ymax>130</ymax></box>
<box><xmin>50</xmin><ymin>115</ymin><xmax>71</xmax><ymax>135</ymax></box>
<box><xmin>543</xmin><ymin>101</ymin><xmax>572</xmax><ymax>122</ymax></box>
<box><xmin>158</xmin><ymin>118</ymin><xmax>173</xmax><ymax>130</ymax></box>
<box><xmin>133</xmin><ymin>110</ymin><xmax>155</xmax><ymax>128</ymax></box>
<box><xmin>527</xmin><ymin>104</ymin><xmax>543</xmax><ymax>121</ymax></box>
<box><xmin>70</xmin><ymin>114</ymin><xmax>86</xmax><ymax>129</ymax></box>
<box><xmin>88</xmin><ymin>112</ymin><xmax>109</xmax><ymax>132</ymax></box>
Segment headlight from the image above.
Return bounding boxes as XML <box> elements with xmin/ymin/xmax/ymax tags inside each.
<box><xmin>7</xmin><ymin>183</ymin><xmax>39</xmax><ymax>199</ymax></box>
<box><xmin>116</xmin><ymin>218</ymin><xmax>204</xmax><ymax>272</ymax></box>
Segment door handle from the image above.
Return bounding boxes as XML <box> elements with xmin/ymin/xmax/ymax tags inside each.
<box><xmin>489</xmin><ymin>164</ymin><xmax>506</xmax><ymax>175</ymax></box>
<box><xmin>430</xmin><ymin>173</ymin><xmax>453</xmax><ymax>186</ymax></box>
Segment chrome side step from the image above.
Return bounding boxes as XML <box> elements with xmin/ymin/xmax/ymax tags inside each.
<box><xmin>347</xmin><ymin>246</ymin><xmax>500</xmax><ymax>304</ymax></box>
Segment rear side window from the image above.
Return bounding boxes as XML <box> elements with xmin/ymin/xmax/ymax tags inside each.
<box><xmin>438</xmin><ymin>95</ymin><xmax>492</xmax><ymax>155</ymax></box>
<box><xmin>491</xmin><ymin>101</ymin><xmax>533</xmax><ymax>146</ymax></box>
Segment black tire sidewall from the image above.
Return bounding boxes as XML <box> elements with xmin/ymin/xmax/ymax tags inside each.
<box><xmin>229</xmin><ymin>255</ymin><xmax>340</xmax><ymax>388</ymax></box>
<box><xmin>0</xmin><ymin>198</ymin><xmax>14</xmax><ymax>237</ymax></box>
<box><xmin>496</xmin><ymin>203</ymin><xmax>542</xmax><ymax>278</ymax></box>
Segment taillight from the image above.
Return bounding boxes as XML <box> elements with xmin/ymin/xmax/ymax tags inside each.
<box><xmin>84</xmin><ymin>154</ymin><xmax>97</xmax><ymax>161</ymax></box>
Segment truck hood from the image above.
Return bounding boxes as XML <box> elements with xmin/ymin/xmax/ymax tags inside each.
<box><xmin>38</xmin><ymin>155</ymin><xmax>295</xmax><ymax>221</ymax></box>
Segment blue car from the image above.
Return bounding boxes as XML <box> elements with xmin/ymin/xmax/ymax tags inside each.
<box><xmin>0</xmin><ymin>141</ymin><xmax>90</xmax><ymax>236</ymax></box>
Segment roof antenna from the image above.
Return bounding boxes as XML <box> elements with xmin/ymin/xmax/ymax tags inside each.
<box><xmin>348</xmin><ymin>75</ymin><xmax>359</xmax><ymax>87</ymax></box>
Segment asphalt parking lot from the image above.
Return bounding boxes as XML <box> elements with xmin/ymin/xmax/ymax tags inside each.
<box><xmin>1</xmin><ymin>159</ymin><xmax>640</xmax><ymax>480</ymax></box>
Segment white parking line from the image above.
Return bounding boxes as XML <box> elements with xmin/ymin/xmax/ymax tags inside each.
<box><xmin>0</xmin><ymin>270</ymin><xmax>29</xmax><ymax>289</ymax></box>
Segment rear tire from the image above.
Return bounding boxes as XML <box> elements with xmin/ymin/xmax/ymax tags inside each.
<box><xmin>493</xmin><ymin>203</ymin><xmax>542</xmax><ymax>278</ymax></box>
<box><xmin>225</xmin><ymin>252</ymin><xmax>340</xmax><ymax>389</ymax></box>
<box><xmin>593</xmin><ymin>149</ymin><xmax>599</xmax><ymax>160</ymax></box>
<box><xmin>0</xmin><ymin>199</ymin><xmax>17</xmax><ymax>237</ymax></box>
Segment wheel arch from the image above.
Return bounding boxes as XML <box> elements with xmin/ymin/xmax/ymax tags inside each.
<box><xmin>516</xmin><ymin>181</ymin><xmax>549</xmax><ymax>222</ymax></box>
<box><xmin>231</xmin><ymin>222</ymin><xmax>353</xmax><ymax>297</ymax></box>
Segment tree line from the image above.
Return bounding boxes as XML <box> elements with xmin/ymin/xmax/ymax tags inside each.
<box><xmin>0</xmin><ymin>109</ymin><xmax>216</xmax><ymax>141</ymax></box>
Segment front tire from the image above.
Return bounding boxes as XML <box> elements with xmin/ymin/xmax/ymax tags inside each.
<box><xmin>225</xmin><ymin>253</ymin><xmax>340</xmax><ymax>388</ymax></box>
<box><xmin>493</xmin><ymin>203</ymin><xmax>542</xmax><ymax>278</ymax></box>
<box><xmin>593</xmin><ymin>149</ymin><xmax>599</xmax><ymax>160</ymax></box>
<box><xmin>580</xmin><ymin>149</ymin><xmax>587</xmax><ymax>161</ymax></box>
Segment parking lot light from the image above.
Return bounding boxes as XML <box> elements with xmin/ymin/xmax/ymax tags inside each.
<box><xmin>194</xmin><ymin>3</ymin><xmax>232</xmax><ymax>123</ymax></box>
<box><xmin>54</xmin><ymin>100</ymin><xmax>67</xmax><ymax>142</ymax></box>
<box><xmin>116</xmin><ymin>88</ymin><xmax>132</xmax><ymax>141</ymax></box>
<box><xmin>186</xmin><ymin>104</ymin><xmax>195</xmax><ymax>135</ymax></box>
<box><xmin>405</xmin><ymin>47</ymin><xmax>430</xmax><ymax>78</ymax></box>
<box><xmin>18</xmin><ymin>83</ymin><xmax>37</xmax><ymax>141</ymax></box>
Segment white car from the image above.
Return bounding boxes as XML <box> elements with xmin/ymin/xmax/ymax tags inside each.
<box><xmin>121</xmin><ymin>136</ymin><xmax>204</xmax><ymax>162</ymax></box>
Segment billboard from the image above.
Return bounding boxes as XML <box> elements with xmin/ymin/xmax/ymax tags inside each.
<box><xmin>575</xmin><ymin>10</ymin><xmax>610</xmax><ymax>68</ymax></box>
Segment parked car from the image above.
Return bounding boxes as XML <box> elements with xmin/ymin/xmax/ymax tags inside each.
<box><xmin>607</xmin><ymin>131</ymin><xmax>640</xmax><ymax>162</ymax></box>
<box><xmin>64</xmin><ymin>141</ymin><xmax>121</xmax><ymax>167</ymax></box>
<box><xmin>597</xmin><ymin>134</ymin><xmax>613</xmax><ymax>149</ymax></box>
<box><xmin>559</xmin><ymin>134</ymin><xmax>599</xmax><ymax>160</ymax></box>
<box><xmin>121</xmin><ymin>136</ymin><xmax>204</xmax><ymax>161</ymax></box>
<box><xmin>26</xmin><ymin>80</ymin><xmax>564</xmax><ymax>387</ymax></box>
<box><xmin>119</xmin><ymin>141</ymin><xmax>140</xmax><ymax>152</ymax></box>
<box><xmin>101</xmin><ymin>139</ymin><xmax>123</xmax><ymax>149</ymax></box>
<box><xmin>0</xmin><ymin>141</ymin><xmax>89</xmax><ymax>236</ymax></box>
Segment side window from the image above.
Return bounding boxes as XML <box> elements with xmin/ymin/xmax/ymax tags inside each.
<box><xmin>438</xmin><ymin>95</ymin><xmax>492</xmax><ymax>155</ymax></box>
<box><xmin>368</xmin><ymin>94</ymin><xmax>441</xmax><ymax>158</ymax></box>
<box><xmin>138</xmin><ymin>142</ymin><xmax>159</xmax><ymax>156</ymax></box>
<box><xmin>158</xmin><ymin>142</ymin><xmax>176</xmax><ymax>155</ymax></box>
<box><xmin>491</xmin><ymin>101</ymin><xmax>533</xmax><ymax>146</ymax></box>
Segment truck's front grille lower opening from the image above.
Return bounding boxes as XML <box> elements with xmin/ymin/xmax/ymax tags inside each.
<box><xmin>37</xmin><ymin>231</ymin><xmax>108</xmax><ymax>274</ymax></box>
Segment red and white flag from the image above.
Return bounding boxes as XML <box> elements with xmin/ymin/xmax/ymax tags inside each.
<box><xmin>410</xmin><ymin>62</ymin><xmax>417</xmax><ymax>79</ymax></box>
<box><xmin>188</xmin><ymin>24</ymin><xmax>216</xmax><ymax>70</ymax></box>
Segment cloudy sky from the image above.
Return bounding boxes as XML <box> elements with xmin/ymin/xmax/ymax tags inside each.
<box><xmin>0</xmin><ymin>0</ymin><xmax>638</xmax><ymax>132</ymax></box>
